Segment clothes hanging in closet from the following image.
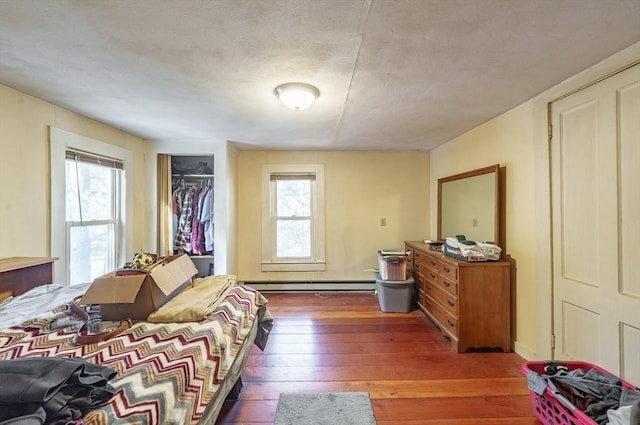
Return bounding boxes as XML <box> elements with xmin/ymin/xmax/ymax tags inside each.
<box><xmin>173</xmin><ymin>184</ymin><xmax>213</xmax><ymax>255</ymax></box>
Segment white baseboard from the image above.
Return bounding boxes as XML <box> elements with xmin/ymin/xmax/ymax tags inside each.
<box><xmin>243</xmin><ymin>281</ymin><xmax>376</xmax><ymax>292</ymax></box>
<box><xmin>513</xmin><ymin>341</ymin><xmax>537</xmax><ymax>361</ymax></box>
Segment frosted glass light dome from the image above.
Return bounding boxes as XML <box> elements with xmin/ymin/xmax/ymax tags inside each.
<box><xmin>274</xmin><ymin>83</ymin><xmax>320</xmax><ymax>110</ymax></box>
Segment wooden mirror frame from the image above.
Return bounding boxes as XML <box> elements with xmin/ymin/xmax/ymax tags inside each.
<box><xmin>437</xmin><ymin>164</ymin><xmax>500</xmax><ymax>244</ymax></box>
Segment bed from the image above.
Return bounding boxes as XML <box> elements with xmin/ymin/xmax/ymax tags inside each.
<box><xmin>0</xmin><ymin>278</ymin><xmax>272</xmax><ymax>425</ymax></box>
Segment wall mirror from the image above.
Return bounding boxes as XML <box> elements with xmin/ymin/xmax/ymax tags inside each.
<box><xmin>437</xmin><ymin>164</ymin><xmax>500</xmax><ymax>244</ymax></box>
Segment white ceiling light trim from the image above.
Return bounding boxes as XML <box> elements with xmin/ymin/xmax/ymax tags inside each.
<box><xmin>274</xmin><ymin>82</ymin><xmax>320</xmax><ymax>110</ymax></box>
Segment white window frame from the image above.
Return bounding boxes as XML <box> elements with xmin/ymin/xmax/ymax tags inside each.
<box><xmin>261</xmin><ymin>164</ymin><xmax>325</xmax><ymax>272</ymax></box>
<box><xmin>50</xmin><ymin>127</ymin><xmax>134</xmax><ymax>285</ymax></box>
<box><xmin>65</xmin><ymin>153</ymin><xmax>121</xmax><ymax>285</ymax></box>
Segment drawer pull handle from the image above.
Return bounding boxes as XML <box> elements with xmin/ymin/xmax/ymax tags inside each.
<box><xmin>426</xmin><ymin>284</ymin><xmax>431</xmax><ymax>290</ymax></box>
<box><xmin>447</xmin><ymin>300</ymin><xmax>454</xmax><ymax>307</ymax></box>
<box><xmin>447</xmin><ymin>319</ymin><xmax>455</xmax><ymax>327</ymax></box>
<box><xmin>430</xmin><ymin>273</ymin><xmax>437</xmax><ymax>279</ymax></box>
<box><xmin>443</xmin><ymin>267</ymin><xmax>450</xmax><ymax>273</ymax></box>
<box><xmin>443</xmin><ymin>281</ymin><xmax>450</xmax><ymax>287</ymax></box>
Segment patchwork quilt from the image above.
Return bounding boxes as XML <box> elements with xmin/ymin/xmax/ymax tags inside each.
<box><xmin>0</xmin><ymin>285</ymin><xmax>271</xmax><ymax>425</ymax></box>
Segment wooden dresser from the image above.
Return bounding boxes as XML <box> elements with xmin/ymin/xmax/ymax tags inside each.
<box><xmin>0</xmin><ymin>257</ymin><xmax>58</xmax><ymax>302</ymax></box>
<box><xmin>405</xmin><ymin>241</ymin><xmax>511</xmax><ymax>353</ymax></box>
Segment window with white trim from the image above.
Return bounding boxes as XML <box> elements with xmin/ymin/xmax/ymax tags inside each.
<box><xmin>261</xmin><ymin>164</ymin><xmax>325</xmax><ymax>271</ymax></box>
<box><xmin>50</xmin><ymin>127</ymin><xmax>133</xmax><ymax>286</ymax></box>
<box><xmin>65</xmin><ymin>149</ymin><xmax>122</xmax><ymax>285</ymax></box>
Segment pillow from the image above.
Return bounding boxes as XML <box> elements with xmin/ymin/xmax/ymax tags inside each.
<box><xmin>147</xmin><ymin>275</ymin><xmax>236</xmax><ymax>323</ymax></box>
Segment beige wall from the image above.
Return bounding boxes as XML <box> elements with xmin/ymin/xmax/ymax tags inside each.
<box><xmin>226</xmin><ymin>143</ymin><xmax>240</xmax><ymax>275</ymax></box>
<box><xmin>237</xmin><ymin>150</ymin><xmax>430</xmax><ymax>282</ymax></box>
<box><xmin>0</xmin><ymin>84</ymin><xmax>146</xmax><ymax>264</ymax></box>
<box><xmin>430</xmin><ymin>102</ymin><xmax>537</xmax><ymax>356</ymax></box>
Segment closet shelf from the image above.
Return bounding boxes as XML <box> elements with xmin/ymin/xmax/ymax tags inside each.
<box><xmin>173</xmin><ymin>174</ymin><xmax>214</xmax><ymax>179</ymax></box>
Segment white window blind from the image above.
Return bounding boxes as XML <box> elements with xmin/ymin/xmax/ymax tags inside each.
<box><xmin>65</xmin><ymin>149</ymin><xmax>124</xmax><ymax>170</ymax></box>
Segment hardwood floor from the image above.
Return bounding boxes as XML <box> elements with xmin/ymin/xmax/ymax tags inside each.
<box><xmin>215</xmin><ymin>292</ymin><xmax>539</xmax><ymax>424</ymax></box>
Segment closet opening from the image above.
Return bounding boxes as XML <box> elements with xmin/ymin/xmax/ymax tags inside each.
<box><xmin>158</xmin><ymin>154</ymin><xmax>214</xmax><ymax>277</ymax></box>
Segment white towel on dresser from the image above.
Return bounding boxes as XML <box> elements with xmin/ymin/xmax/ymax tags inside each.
<box><xmin>445</xmin><ymin>237</ymin><xmax>502</xmax><ymax>261</ymax></box>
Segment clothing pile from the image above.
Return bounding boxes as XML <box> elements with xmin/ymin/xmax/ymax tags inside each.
<box><xmin>444</xmin><ymin>237</ymin><xmax>502</xmax><ymax>261</ymax></box>
<box><xmin>527</xmin><ymin>363</ymin><xmax>640</xmax><ymax>425</ymax></box>
<box><xmin>0</xmin><ymin>357</ymin><xmax>116</xmax><ymax>425</ymax></box>
<box><xmin>171</xmin><ymin>159</ymin><xmax>212</xmax><ymax>175</ymax></box>
<box><xmin>0</xmin><ymin>283</ymin><xmax>91</xmax><ymax>330</ymax></box>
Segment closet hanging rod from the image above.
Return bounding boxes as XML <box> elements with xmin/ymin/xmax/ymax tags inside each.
<box><xmin>172</xmin><ymin>174</ymin><xmax>214</xmax><ymax>179</ymax></box>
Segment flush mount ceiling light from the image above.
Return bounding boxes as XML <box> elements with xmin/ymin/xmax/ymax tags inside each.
<box><xmin>274</xmin><ymin>82</ymin><xmax>320</xmax><ymax>110</ymax></box>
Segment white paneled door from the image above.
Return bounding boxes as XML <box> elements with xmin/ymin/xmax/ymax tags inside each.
<box><xmin>551</xmin><ymin>63</ymin><xmax>640</xmax><ymax>384</ymax></box>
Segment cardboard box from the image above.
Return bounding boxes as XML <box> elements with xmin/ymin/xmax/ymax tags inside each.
<box><xmin>377</xmin><ymin>251</ymin><xmax>409</xmax><ymax>281</ymax></box>
<box><xmin>80</xmin><ymin>254</ymin><xmax>198</xmax><ymax>321</ymax></box>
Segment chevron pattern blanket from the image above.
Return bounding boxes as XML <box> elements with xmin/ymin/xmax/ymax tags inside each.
<box><xmin>0</xmin><ymin>285</ymin><xmax>271</xmax><ymax>425</ymax></box>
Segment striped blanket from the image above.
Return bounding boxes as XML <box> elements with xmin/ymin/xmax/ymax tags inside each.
<box><xmin>0</xmin><ymin>285</ymin><xmax>271</xmax><ymax>425</ymax></box>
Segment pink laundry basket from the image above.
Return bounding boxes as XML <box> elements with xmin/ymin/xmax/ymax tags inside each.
<box><xmin>521</xmin><ymin>361</ymin><xmax>638</xmax><ymax>425</ymax></box>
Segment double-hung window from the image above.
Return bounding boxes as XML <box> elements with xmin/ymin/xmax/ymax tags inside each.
<box><xmin>261</xmin><ymin>164</ymin><xmax>325</xmax><ymax>271</ymax></box>
<box><xmin>65</xmin><ymin>150</ymin><xmax>122</xmax><ymax>285</ymax></box>
<box><xmin>50</xmin><ymin>128</ymin><xmax>133</xmax><ymax>287</ymax></box>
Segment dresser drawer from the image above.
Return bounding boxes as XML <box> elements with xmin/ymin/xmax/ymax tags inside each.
<box><xmin>415</xmin><ymin>272</ymin><xmax>426</xmax><ymax>294</ymax></box>
<box><xmin>404</xmin><ymin>246</ymin><xmax>415</xmax><ymax>271</ymax></box>
<box><xmin>414</xmin><ymin>250</ymin><xmax>436</xmax><ymax>268</ymax></box>
<box><xmin>425</xmin><ymin>294</ymin><xmax>458</xmax><ymax>337</ymax></box>
<box><xmin>404</xmin><ymin>246</ymin><xmax>414</xmax><ymax>262</ymax></box>
<box><xmin>414</xmin><ymin>260</ymin><xmax>437</xmax><ymax>281</ymax></box>
<box><xmin>424</xmin><ymin>278</ymin><xmax>434</xmax><ymax>299</ymax></box>
<box><xmin>422</xmin><ymin>266</ymin><xmax>438</xmax><ymax>284</ymax></box>
<box><xmin>437</xmin><ymin>274</ymin><xmax>458</xmax><ymax>297</ymax></box>
<box><xmin>425</xmin><ymin>255</ymin><xmax>438</xmax><ymax>269</ymax></box>
<box><xmin>438</xmin><ymin>261</ymin><xmax>457</xmax><ymax>280</ymax></box>
<box><xmin>430</xmin><ymin>284</ymin><xmax>458</xmax><ymax>317</ymax></box>
<box><xmin>417</xmin><ymin>290</ymin><xmax>426</xmax><ymax>308</ymax></box>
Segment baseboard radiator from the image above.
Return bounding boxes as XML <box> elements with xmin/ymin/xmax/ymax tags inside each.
<box><xmin>242</xmin><ymin>280</ymin><xmax>376</xmax><ymax>292</ymax></box>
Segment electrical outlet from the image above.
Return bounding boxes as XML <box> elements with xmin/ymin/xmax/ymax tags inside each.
<box><xmin>472</xmin><ymin>218</ymin><xmax>478</xmax><ymax>227</ymax></box>
<box><xmin>380</xmin><ymin>217</ymin><xmax>386</xmax><ymax>227</ymax></box>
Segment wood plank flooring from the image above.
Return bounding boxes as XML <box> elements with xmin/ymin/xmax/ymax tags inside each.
<box><xmin>215</xmin><ymin>292</ymin><xmax>539</xmax><ymax>424</ymax></box>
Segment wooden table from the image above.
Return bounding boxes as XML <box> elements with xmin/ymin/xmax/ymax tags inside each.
<box><xmin>0</xmin><ymin>257</ymin><xmax>59</xmax><ymax>302</ymax></box>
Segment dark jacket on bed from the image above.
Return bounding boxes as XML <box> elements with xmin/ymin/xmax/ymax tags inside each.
<box><xmin>0</xmin><ymin>357</ymin><xmax>116</xmax><ymax>425</ymax></box>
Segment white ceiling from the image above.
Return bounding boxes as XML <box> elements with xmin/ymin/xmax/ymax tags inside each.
<box><xmin>1</xmin><ymin>0</ymin><xmax>639</xmax><ymax>150</ymax></box>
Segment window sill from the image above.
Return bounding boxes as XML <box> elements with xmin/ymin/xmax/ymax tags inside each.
<box><xmin>261</xmin><ymin>262</ymin><xmax>326</xmax><ymax>272</ymax></box>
